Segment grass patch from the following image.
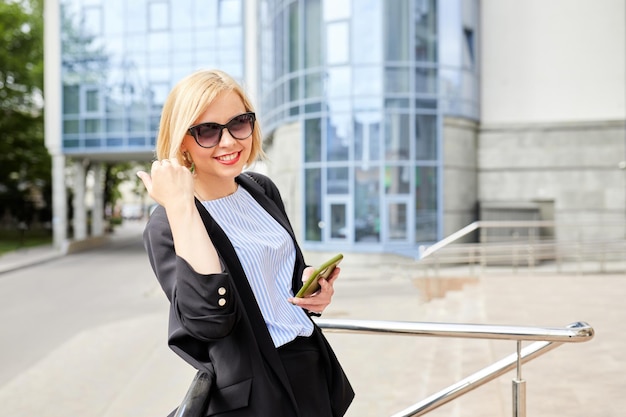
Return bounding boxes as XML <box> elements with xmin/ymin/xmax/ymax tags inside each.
<box><xmin>0</xmin><ymin>229</ymin><xmax>53</xmax><ymax>256</ymax></box>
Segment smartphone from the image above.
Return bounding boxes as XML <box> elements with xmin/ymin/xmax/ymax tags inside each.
<box><xmin>295</xmin><ymin>253</ymin><xmax>344</xmax><ymax>298</ymax></box>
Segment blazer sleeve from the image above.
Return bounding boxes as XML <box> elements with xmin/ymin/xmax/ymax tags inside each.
<box><xmin>143</xmin><ymin>206</ymin><xmax>239</xmax><ymax>342</ymax></box>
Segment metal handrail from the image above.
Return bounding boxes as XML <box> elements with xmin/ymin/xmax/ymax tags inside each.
<box><xmin>315</xmin><ymin>319</ymin><xmax>593</xmax><ymax>417</ymax></box>
<box><xmin>173</xmin><ymin>319</ymin><xmax>594</xmax><ymax>417</ymax></box>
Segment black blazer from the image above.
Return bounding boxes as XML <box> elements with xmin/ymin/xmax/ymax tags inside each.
<box><xmin>143</xmin><ymin>172</ymin><xmax>354</xmax><ymax>416</ymax></box>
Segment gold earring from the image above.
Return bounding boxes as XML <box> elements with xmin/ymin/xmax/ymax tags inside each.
<box><xmin>183</xmin><ymin>151</ymin><xmax>195</xmax><ymax>173</ymax></box>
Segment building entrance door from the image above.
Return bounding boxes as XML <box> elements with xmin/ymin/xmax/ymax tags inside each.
<box><xmin>324</xmin><ymin>197</ymin><xmax>352</xmax><ymax>242</ymax></box>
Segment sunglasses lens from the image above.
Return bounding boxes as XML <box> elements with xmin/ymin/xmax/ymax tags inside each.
<box><xmin>227</xmin><ymin>114</ymin><xmax>254</xmax><ymax>139</ymax></box>
<box><xmin>193</xmin><ymin>124</ymin><xmax>221</xmax><ymax>147</ymax></box>
<box><xmin>189</xmin><ymin>113</ymin><xmax>255</xmax><ymax>148</ymax></box>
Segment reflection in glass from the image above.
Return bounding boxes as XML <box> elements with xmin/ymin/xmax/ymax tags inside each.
<box><xmin>326</xmin><ymin>22</ymin><xmax>349</xmax><ymax>64</ymax></box>
<box><xmin>305</xmin><ymin>168</ymin><xmax>322</xmax><ymax>241</ymax></box>
<box><xmin>415</xmin><ymin>67</ymin><xmax>437</xmax><ymax>94</ymax></box>
<box><xmin>304</xmin><ymin>0</ymin><xmax>322</xmax><ymax>68</ymax></box>
<box><xmin>415</xmin><ymin>166</ymin><xmax>437</xmax><ymax>242</ymax></box>
<box><xmin>330</xmin><ymin>203</ymin><xmax>347</xmax><ymax>239</ymax></box>
<box><xmin>326</xmin><ymin>67</ymin><xmax>351</xmax><ymax>98</ymax></box>
<box><xmin>148</xmin><ymin>1</ymin><xmax>169</xmax><ymax>31</ymax></box>
<box><xmin>354</xmin><ymin>113</ymin><xmax>381</xmax><ymax>163</ymax></box>
<box><xmin>353</xmin><ymin>66</ymin><xmax>382</xmax><ymax>96</ymax></box>
<box><xmin>355</xmin><ymin>167</ymin><xmax>380</xmax><ymax>242</ymax></box>
<box><xmin>326</xmin><ymin>114</ymin><xmax>350</xmax><ymax>161</ymax></box>
<box><xmin>385</xmin><ymin>113</ymin><xmax>410</xmax><ymax>160</ymax></box>
<box><xmin>323</xmin><ymin>0</ymin><xmax>351</xmax><ymax>21</ymax></box>
<box><xmin>414</xmin><ymin>0</ymin><xmax>437</xmax><ymax>62</ymax></box>
<box><xmin>84</xmin><ymin>119</ymin><xmax>102</xmax><ymax>134</ymax></box>
<box><xmin>63</xmin><ymin>86</ymin><xmax>80</xmax><ymax>114</ymax></box>
<box><xmin>305</xmin><ymin>118</ymin><xmax>321</xmax><ymax>162</ymax></box>
<box><xmin>385</xmin><ymin>67</ymin><xmax>409</xmax><ymax>93</ymax></box>
<box><xmin>384</xmin><ymin>0</ymin><xmax>410</xmax><ymax>61</ymax></box>
<box><xmin>415</xmin><ymin>115</ymin><xmax>437</xmax><ymax>160</ymax></box>
<box><xmin>388</xmin><ymin>202</ymin><xmax>408</xmax><ymax>241</ymax></box>
<box><xmin>385</xmin><ymin>166</ymin><xmax>410</xmax><ymax>194</ymax></box>
<box><xmin>352</xmin><ymin>0</ymin><xmax>381</xmax><ymax>64</ymax></box>
<box><xmin>327</xmin><ymin>167</ymin><xmax>349</xmax><ymax>194</ymax></box>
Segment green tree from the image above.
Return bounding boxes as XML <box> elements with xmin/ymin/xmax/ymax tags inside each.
<box><xmin>0</xmin><ymin>0</ymin><xmax>49</xmax><ymax>227</ymax></box>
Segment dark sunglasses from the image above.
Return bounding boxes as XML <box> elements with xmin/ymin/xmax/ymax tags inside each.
<box><xmin>188</xmin><ymin>112</ymin><xmax>256</xmax><ymax>148</ymax></box>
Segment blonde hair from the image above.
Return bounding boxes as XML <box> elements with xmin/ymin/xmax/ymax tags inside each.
<box><xmin>155</xmin><ymin>69</ymin><xmax>265</xmax><ymax>166</ymax></box>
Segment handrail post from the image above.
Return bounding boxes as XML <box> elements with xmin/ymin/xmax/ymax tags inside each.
<box><xmin>512</xmin><ymin>340</ymin><xmax>526</xmax><ymax>417</ymax></box>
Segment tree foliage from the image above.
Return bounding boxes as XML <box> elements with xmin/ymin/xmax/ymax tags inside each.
<box><xmin>0</xmin><ymin>0</ymin><xmax>49</xmax><ymax>226</ymax></box>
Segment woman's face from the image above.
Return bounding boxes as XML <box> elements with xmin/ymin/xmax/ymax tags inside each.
<box><xmin>181</xmin><ymin>90</ymin><xmax>252</xmax><ymax>185</ymax></box>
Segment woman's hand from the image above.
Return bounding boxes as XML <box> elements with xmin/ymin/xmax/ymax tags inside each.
<box><xmin>288</xmin><ymin>266</ymin><xmax>340</xmax><ymax>315</ymax></box>
<box><xmin>137</xmin><ymin>158</ymin><xmax>195</xmax><ymax>210</ymax></box>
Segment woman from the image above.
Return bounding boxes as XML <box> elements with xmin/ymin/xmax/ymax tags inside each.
<box><xmin>137</xmin><ymin>69</ymin><xmax>354</xmax><ymax>417</ymax></box>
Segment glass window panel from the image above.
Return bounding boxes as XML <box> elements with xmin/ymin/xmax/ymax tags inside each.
<box><xmin>415</xmin><ymin>98</ymin><xmax>437</xmax><ymax>109</ymax></box>
<box><xmin>63</xmin><ymin>138</ymin><xmax>79</xmax><ymax>148</ymax></box>
<box><xmin>305</xmin><ymin>102</ymin><xmax>322</xmax><ymax>113</ymax></box>
<box><xmin>149</xmin><ymin>1</ymin><xmax>169</xmax><ymax>31</ymax></box>
<box><xmin>415</xmin><ymin>115</ymin><xmax>437</xmax><ymax>160</ymax></box>
<box><xmin>354</xmin><ymin>112</ymin><xmax>381</xmax><ymax>162</ymax></box>
<box><xmin>323</xmin><ymin>0</ymin><xmax>350</xmax><ymax>21</ymax></box>
<box><xmin>84</xmin><ymin>119</ymin><xmax>102</xmax><ymax>133</ymax></box>
<box><xmin>103</xmin><ymin>3</ymin><xmax>124</xmax><ymax>35</ymax></box>
<box><xmin>416</xmin><ymin>67</ymin><xmax>437</xmax><ymax>94</ymax></box>
<box><xmin>326</xmin><ymin>114</ymin><xmax>350</xmax><ymax>161</ymax></box>
<box><xmin>326</xmin><ymin>22</ymin><xmax>349</xmax><ymax>64</ymax></box>
<box><xmin>127</xmin><ymin>2</ymin><xmax>147</xmax><ymax>33</ymax></box>
<box><xmin>171</xmin><ymin>0</ymin><xmax>193</xmax><ymax>30</ymax></box>
<box><xmin>83</xmin><ymin>6</ymin><xmax>102</xmax><ymax>36</ymax></box>
<box><xmin>149</xmin><ymin>32</ymin><xmax>170</xmax><ymax>53</ymax></box>
<box><xmin>385</xmin><ymin>165</ymin><xmax>411</xmax><ymax>194</ymax></box>
<box><xmin>63</xmin><ymin>85</ymin><xmax>80</xmax><ymax>114</ymax></box>
<box><xmin>385</xmin><ymin>67</ymin><xmax>409</xmax><ymax>93</ymax></box>
<box><xmin>305</xmin><ymin>72</ymin><xmax>323</xmax><ymax>98</ymax></box>
<box><xmin>130</xmin><ymin>115</ymin><xmax>147</xmax><ymax>132</ymax></box>
<box><xmin>327</xmin><ymin>167</ymin><xmax>349</xmax><ymax>194</ymax></box>
<box><xmin>352</xmin><ymin>0</ymin><xmax>382</xmax><ymax>64</ymax></box>
<box><xmin>305</xmin><ymin>118</ymin><xmax>322</xmax><ymax>162</ymax></box>
<box><xmin>63</xmin><ymin>119</ymin><xmax>79</xmax><ymax>134</ymax></box>
<box><xmin>326</xmin><ymin>66</ymin><xmax>351</xmax><ymax>98</ymax></box>
<box><xmin>414</xmin><ymin>0</ymin><xmax>437</xmax><ymax>62</ymax></box>
<box><xmin>355</xmin><ymin>167</ymin><xmax>380</xmax><ymax>242</ymax></box>
<box><xmin>106</xmin><ymin>118</ymin><xmax>125</xmax><ymax>133</ymax></box>
<box><xmin>219</xmin><ymin>0</ymin><xmax>241</xmax><ymax>25</ymax></box>
<box><xmin>384</xmin><ymin>0</ymin><xmax>410</xmax><ymax>61</ymax></box>
<box><xmin>305</xmin><ymin>168</ymin><xmax>322</xmax><ymax>241</ymax></box>
<box><xmin>353</xmin><ymin>66</ymin><xmax>382</xmax><ymax>96</ymax></box>
<box><xmin>304</xmin><ymin>0</ymin><xmax>322</xmax><ymax>68</ymax></box>
<box><xmin>289</xmin><ymin>77</ymin><xmax>300</xmax><ymax>101</ymax></box>
<box><xmin>415</xmin><ymin>166</ymin><xmax>438</xmax><ymax>242</ymax></box>
<box><xmin>85</xmin><ymin>138</ymin><xmax>101</xmax><ymax>148</ymax></box>
<box><xmin>388</xmin><ymin>202</ymin><xmax>408</xmax><ymax>241</ymax></box>
<box><xmin>85</xmin><ymin>89</ymin><xmax>99</xmax><ymax>112</ymax></box>
<box><xmin>385</xmin><ymin>113</ymin><xmax>410</xmax><ymax>160</ymax></box>
<box><xmin>330</xmin><ymin>203</ymin><xmax>347</xmax><ymax>239</ymax></box>
<box><xmin>289</xmin><ymin>2</ymin><xmax>300</xmax><ymax>72</ymax></box>
<box><xmin>385</xmin><ymin>98</ymin><xmax>410</xmax><ymax>108</ymax></box>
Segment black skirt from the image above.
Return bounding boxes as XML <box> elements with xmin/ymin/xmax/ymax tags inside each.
<box><xmin>277</xmin><ymin>336</ymin><xmax>333</xmax><ymax>417</ymax></box>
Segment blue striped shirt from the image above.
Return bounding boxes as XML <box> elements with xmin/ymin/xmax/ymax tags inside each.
<box><xmin>202</xmin><ymin>186</ymin><xmax>314</xmax><ymax>347</ymax></box>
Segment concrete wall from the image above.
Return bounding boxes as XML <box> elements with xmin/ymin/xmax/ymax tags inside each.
<box><xmin>442</xmin><ymin>117</ymin><xmax>479</xmax><ymax>238</ymax></box>
<box><xmin>478</xmin><ymin>120</ymin><xmax>626</xmax><ymax>240</ymax></box>
<box><xmin>481</xmin><ymin>0</ymin><xmax>626</xmax><ymax>124</ymax></box>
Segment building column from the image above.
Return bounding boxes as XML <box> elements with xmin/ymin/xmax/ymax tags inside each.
<box><xmin>72</xmin><ymin>160</ymin><xmax>87</xmax><ymax>240</ymax></box>
<box><xmin>51</xmin><ymin>153</ymin><xmax>67</xmax><ymax>250</ymax></box>
<box><xmin>91</xmin><ymin>163</ymin><xmax>105</xmax><ymax>237</ymax></box>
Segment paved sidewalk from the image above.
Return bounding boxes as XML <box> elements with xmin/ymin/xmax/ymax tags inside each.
<box><xmin>0</xmin><ymin>226</ymin><xmax>622</xmax><ymax>417</ymax></box>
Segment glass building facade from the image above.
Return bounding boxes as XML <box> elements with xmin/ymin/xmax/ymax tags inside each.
<box><xmin>259</xmin><ymin>0</ymin><xmax>477</xmax><ymax>252</ymax></box>
<box><xmin>60</xmin><ymin>0</ymin><xmax>246</xmax><ymax>159</ymax></box>
<box><xmin>56</xmin><ymin>0</ymin><xmax>479</xmax><ymax>254</ymax></box>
